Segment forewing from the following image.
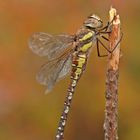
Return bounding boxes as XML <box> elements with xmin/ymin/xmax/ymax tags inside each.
<box><xmin>28</xmin><ymin>32</ymin><xmax>74</xmax><ymax>59</ymax></box>
<box><xmin>36</xmin><ymin>55</ymin><xmax>72</xmax><ymax>93</ymax></box>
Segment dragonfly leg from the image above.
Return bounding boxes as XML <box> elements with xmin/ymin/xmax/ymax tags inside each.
<box><xmin>101</xmin><ymin>35</ymin><xmax>109</xmax><ymax>41</ymax></box>
<box><xmin>96</xmin><ymin>39</ymin><xmax>108</xmax><ymax>57</ymax></box>
<box><xmin>99</xmin><ymin>16</ymin><xmax>115</xmax><ymax>32</ymax></box>
<box><xmin>99</xmin><ymin>31</ymin><xmax>112</xmax><ymax>34</ymax></box>
<box><xmin>109</xmin><ymin>32</ymin><xmax>123</xmax><ymax>53</ymax></box>
<box><xmin>96</xmin><ymin>32</ymin><xmax>123</xmax><ymax>56</ymax></box>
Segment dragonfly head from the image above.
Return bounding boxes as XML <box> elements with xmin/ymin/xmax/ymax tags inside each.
<box><xmin>84</xmin><ymin>14</ymin><xmax>103</xmax><ymax>29</ymax></box>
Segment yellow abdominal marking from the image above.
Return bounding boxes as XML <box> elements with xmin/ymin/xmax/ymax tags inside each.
<box><xmin>80</xmin><ymin>42</ymin><xmax>92</xmax><ymax>52</ymax></box>
<box><xmin>79</xmin><ymin>32</ymin><xmax>93</xmax><ymax>41</ymax></box>
<box><xmin>77</xmin><ymin>57</ymin><xmax>86</xmax><ymax>68</ymax></box>
<box><xmin>74</xmin><ymin>67</ymin><xmax>82</xmax><ymax>80</ymax></box>
<box><xmin>74</xmin><ymin>56</ymin><xmax>86</xmax><ymax>79</ymax></box>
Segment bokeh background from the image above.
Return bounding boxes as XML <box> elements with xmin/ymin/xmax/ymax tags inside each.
<box><xmin>0</xmin><ymin>0</ymin><xmax>140</xmax><ymax>140</ymax></box>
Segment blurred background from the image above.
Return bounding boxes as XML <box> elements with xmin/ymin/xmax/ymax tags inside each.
<box><xmin>0</xmin><ymin>0</ymin><xmax>140</xmax><ymax>140</ymax></box>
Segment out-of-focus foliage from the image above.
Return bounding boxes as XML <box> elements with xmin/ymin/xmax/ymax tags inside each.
<box><xmin>0</xmin><ymin>0</ymin><xmax>140</xmax><ymax>140</ymax></box>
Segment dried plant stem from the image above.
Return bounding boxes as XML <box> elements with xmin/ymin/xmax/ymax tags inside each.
<box><xmin>104</xmin><ymin>7</ymin><xmax>121</xmax><ymax>140</ymax></box>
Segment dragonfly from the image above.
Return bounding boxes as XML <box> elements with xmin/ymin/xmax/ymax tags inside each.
<box><xmin>28</xmin><ymin>14</ymin><xmax>117</xmax><ymax>140</ymax></box>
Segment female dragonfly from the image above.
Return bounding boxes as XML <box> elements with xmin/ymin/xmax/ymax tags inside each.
<box><xmin>28</xmin><ymin>14</ymin><xmax>115</xmax><ymax>140</ymax></box>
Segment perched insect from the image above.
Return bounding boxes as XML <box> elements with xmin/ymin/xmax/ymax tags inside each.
<box><xmin>28</xmin><ymin>14</ymin><xmax>116</xmax><ymax>140</ymax></box>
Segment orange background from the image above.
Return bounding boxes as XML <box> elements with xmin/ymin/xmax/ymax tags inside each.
<box><xmin>0</xmin><ymin>0</ymin><xmax>140</xmax><ymax>140</ymax></box>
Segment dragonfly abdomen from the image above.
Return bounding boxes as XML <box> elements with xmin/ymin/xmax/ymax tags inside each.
<box><xmin>55</xmin><ymin>55</ymin><xmax>87</xmax><ymax>139</ymax></box>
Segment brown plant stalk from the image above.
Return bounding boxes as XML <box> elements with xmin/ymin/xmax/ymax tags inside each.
<box><xmin>104</xmin><ymin>7</ymin><xmax>121</xmax><ymax>140</ymax></box>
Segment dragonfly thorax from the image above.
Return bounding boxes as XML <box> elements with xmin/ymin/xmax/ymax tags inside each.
<box><xmin>84</xmin><ymin>14</ymin><xmax>103</xmax><ymax>29</ymax></box>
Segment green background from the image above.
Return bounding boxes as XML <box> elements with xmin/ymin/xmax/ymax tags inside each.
<box><xmin>0</xmin><ymin>0</ymin><xmax>140</xmax><ymax>140</ymax></box>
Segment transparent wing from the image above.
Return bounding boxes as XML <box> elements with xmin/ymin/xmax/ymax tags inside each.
<box><xmin>28</xmin><ymin>32</ymin><xmax>74</xmax><ymax>60</ymax></box>
<box><xmin>36</xmin><ymin>55</ymin><xmax>72</xmax><ymax>93</ymax></box>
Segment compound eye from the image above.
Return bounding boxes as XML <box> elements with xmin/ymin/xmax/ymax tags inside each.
<box><xmin>84</xmin><ymin>19</ymin><xmax>103</xmax><ymax>29</ymax></box>
<box><xmin>89</xmin><ymin>14</ymin><xmax>101</xmax><ymax>20</ymax></box>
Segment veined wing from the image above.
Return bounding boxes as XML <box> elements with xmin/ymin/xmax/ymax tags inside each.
<box><xmin>36</xmin><ymin>54</ymin><xmax>72</xmax><ymax>93</ymax></box>
<box><xmin>28</xmin><ymin>32</ymin><xmax>75</xmax><ymax>60</ymax></box>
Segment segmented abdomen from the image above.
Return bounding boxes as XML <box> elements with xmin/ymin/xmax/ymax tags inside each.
<box><xmin>55</xmin><ymin>31</ymin><xmax>94</xmax><ymax>139</ymax></box>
